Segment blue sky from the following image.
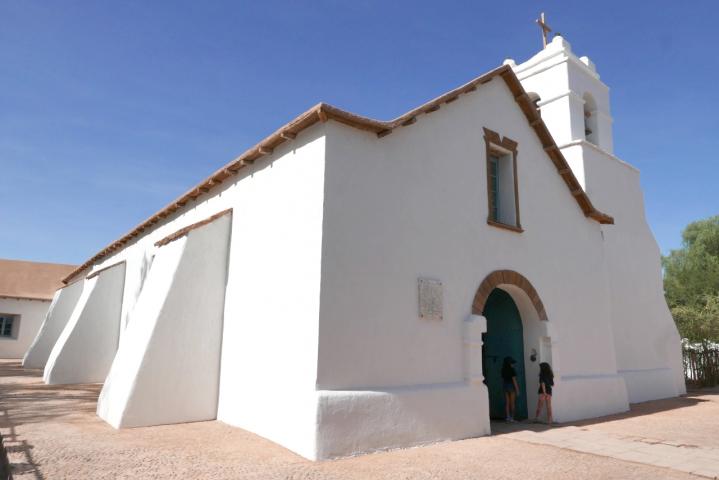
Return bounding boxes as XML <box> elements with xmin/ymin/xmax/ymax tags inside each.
<box><xmin>1</xmin><ymin>1</ymin><xmax>716</xmax><ymax>265</ymax></box>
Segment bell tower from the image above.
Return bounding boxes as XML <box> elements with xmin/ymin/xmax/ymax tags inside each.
<box><xmin>503</xmin><ymin>19</ymin><xmax>686</xmax><ymax>404</ymax></box>
<box><xmin>503</xmin><ymin>33</ymin><xmax>615</xmax><ymax>190</ymax></box>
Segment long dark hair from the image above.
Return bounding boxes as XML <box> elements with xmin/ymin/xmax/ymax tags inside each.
<box><xmin>539</xmin><ymin>362</ymin><xmax>554</xmax><ymax>381</ymax></box>
<box><xmin>501</xmin><ymin>356</ymin><xmax>516</xmax><ymax>378</ymax></box>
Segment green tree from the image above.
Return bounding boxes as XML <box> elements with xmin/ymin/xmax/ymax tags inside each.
<box><xmin>663</xmin><ymin>215</ymin><xmax>719</xmax><ymax>342</ymax></box>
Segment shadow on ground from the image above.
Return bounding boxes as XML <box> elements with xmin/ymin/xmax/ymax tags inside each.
<box><xmin>0</xmin><ymin>383</ymin><xmax>101</xmax><ymax>426</ymax></box>
<box><xmin>0</xmin><ymin>360</ymin><xmax>102</xmax><ymax>480</ymax></box>
<box><xmin>0</xmin><ymin>360</ymin><xmax>101</xmax><ymax>426</ymax></box>
<box><xmin>1</xmin><ymin>409</ymin><xmax>45</xmax><ymax>480</ymax></box>
<box><xmin>491</xmin><ymin>387</ymin><xmax>717</xmax><ymax>437</ymax></box>
<box><xmin>0</xmin><ymin>363</ymin><xmax>42</xmax><ymax>379</ymax></box>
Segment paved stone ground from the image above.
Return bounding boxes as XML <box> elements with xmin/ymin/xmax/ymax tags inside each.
<box><xmin>495</xmin><ymin>424</ymin><xmax>719</xmax><ymax>478</ymax></box>
<box><xmin>0</xmin><ymin>359</ymin><xmax>716</xmax><ymax>479</ymax></box>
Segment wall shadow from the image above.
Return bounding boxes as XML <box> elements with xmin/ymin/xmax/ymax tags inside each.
<box><xmin>491</xmin><ymin>389</ymin><xmax>714</xmax><ymax>436</ymax></box>
<box><xmin>0</xmin><ymin>409</ymin><xmax>44</xmax><ymax>480</ymax></box>
<box><xmin>0</xmin><ymin>363</ymin><xmax>43</xmax><ymax>378</ymax></box>
<box><xmin>0</xmin><ymin>360</ymin><xmax>103</xmax><ymax>479</ymax></box>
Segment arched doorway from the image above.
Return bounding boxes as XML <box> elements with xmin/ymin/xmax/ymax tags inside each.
<box><xmin>482</xmin><ymin>289</ymin><xmax>528</xmax><ymax>420</ymax></box>
<box><xmin>472</xmin><ymin>270</ymin><xmax>550</xmax><ymax>423</ymax></box>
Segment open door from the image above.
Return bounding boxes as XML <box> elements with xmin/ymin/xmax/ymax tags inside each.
<box><xmin>482</xmin><ymin>288</ymin><xmax>528</xmax><ymax>420</ymax></box>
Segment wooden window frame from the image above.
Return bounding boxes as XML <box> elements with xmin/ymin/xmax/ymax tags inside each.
<box><xmin>483</xmin><ymin>127</ymin><xmax>522</xmax><ymax>233</ymax></box>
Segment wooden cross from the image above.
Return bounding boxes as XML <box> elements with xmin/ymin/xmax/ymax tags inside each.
<box><xmin>536</xmin><ymin>12</ymin><xmax>552</xmax><ymax>49</ymax></box>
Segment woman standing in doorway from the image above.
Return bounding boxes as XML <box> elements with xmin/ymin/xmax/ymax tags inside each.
<box><xmin>534</xmin><ymin>362</ymin><xmax>554</xmax><ymax>424</ymax></box>
<box><xmin>501</xmin><ymin>357</ymin><xmax>519</xmax><ymax>422</ymax></box>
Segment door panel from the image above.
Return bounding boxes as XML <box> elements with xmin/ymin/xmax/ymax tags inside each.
<box><xmin>482</xmin><ymin>288</ymin><xmax>527</xmax><ymax>420</ymax></box>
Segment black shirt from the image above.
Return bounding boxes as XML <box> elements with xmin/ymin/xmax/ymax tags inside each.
<box><xmin>539</xmin><ymin>373</ymin><xmax>554</xmax><ymax>387</ymax></box>
<box><xmin>501</xmin><ymin>365</ymin><xmax>516</xmax><ymax>382</ymax></box>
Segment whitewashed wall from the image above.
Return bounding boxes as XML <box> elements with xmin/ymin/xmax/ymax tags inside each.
<box><xmin>216</xmin><ymin>128</ymin><xmax>326</xmax><ymax>460</ymax></box>
<box><xmin>42</xmin><ymin>125</ymin><xmax>327</xmax><ymax>458</ymax></box>
<box><xmin>23</xmin><ymin>281</ymin><xmax>84</xmax><ymax>368</ymax></box>
<box><xmin>44</xmin><ymin>263</ymin><xmax>125</xmax><ymax>384</ymax></box>
<box><xmin>316</xmin><ymin>77</ymin><xmax>628</xmax><ymax>458</ymax></box>
<box><xmin>98</xmin><ymin>214</ymin><xmax>231</xmax><ymax>428</ymax></box>
<box><xmin>0</xmin><ymin>297</ymin><xmax>50</xmax><ymax>359</ymax></box>
<box><xmin>577</xmin><ymin>143</ymin><xmax>685</xmax><ymax>401</ymax></box>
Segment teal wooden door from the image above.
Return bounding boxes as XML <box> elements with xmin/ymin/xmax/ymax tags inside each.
<box><xmin>482</xmin><ymin>289</ymin><xmax>528</xmax><ymax>420</ymax></box>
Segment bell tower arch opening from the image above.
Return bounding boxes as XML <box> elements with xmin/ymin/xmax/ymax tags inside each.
<box><xmin>583</xmin><ymin>93</ymin><xmax>599</xmax><ymax>145</ymax></box>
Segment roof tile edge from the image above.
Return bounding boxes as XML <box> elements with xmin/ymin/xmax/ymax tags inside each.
<box><xmin>63</xmin><ymin>65</ymin><xmax>612</xmax><ymax>283</ymax></box>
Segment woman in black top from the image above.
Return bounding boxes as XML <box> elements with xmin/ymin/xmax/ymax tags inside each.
<box><xmin>534</xmin><ymin>362</ymin><xmax>554</xmax><ymax>424</ymax></box>
<box><xmin>501</xmin><ymin>357</ymin><xmax>519</xmax><ymax>422</ymax></box>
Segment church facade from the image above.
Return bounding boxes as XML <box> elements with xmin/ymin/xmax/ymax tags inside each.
<box><xmin>24</xmin><ymin>35</ymin><xmax>684</xmax><ymax>460</ymax></box>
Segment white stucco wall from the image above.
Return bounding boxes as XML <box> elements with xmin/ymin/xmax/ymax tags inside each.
<box><xmin>98</xmin><ymin>214</ymin><xmax>231</xmax><ymax>428</ymax></box>
<box><xmin>51</xmin><ymin>124</ymin><xmax>326</xmax><ymax>458</ymax></box>
<box><xmin>43</xmin><ymin>262</ymin><xmax>126</xmax><ymax>384</ymax></box>
<box><xmin>23</xmin><ymin>281</ymin><xmax>84</xmax><ymax>368</ymax></box>
<box><xmin>316</xmin><ymin>381</ymin><xmax>489</xmax><ymax>459</ymax></box>
<box><xmin>315</xmin><ymin>77</ymin><xmax>628</xmax><ymax>458</ymax></box>
<box><xmin>216</xmin><ymin>128</ymin><xmax>326</xmax><ymax>461</ymax></box>
<box><xmin>0</xmin><ymin>297</ymin><xmax>50</xmax><ymax>359</ymax></box>
<box><xmin>576</xmin><ymin>143</ymin><xmax>685</xmax><ymax>402</ymax></box>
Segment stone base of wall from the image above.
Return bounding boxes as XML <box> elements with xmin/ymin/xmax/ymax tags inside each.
<box><xmin>314</xmin><ymin>382</ymin><xmax>490</xmax><ymax>460</ymax></box>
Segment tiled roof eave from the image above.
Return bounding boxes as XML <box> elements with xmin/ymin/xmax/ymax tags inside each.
<box><xmin>63</xmin><ymin>65</ymin><xmax>613</xmax><ymax>284</ymax></box>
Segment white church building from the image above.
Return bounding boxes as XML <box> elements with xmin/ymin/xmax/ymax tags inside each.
<box><xmin>24</xmin><ymin>34</ymin><xmax>684</xmax><ymax>460</ymax></box>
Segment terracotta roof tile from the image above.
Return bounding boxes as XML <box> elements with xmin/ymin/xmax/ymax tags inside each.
<box><xmin>63</xmin><ymin>65</ymin><xmax>612</xmax><ymax>283</ymax></box>
<box><xmin>0</xmin><ymin>259</ymin><xmax>77</xmax><ymax>300</ymax></box>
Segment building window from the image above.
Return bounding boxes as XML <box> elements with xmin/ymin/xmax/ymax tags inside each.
<box><xmin>0</xmin><ymin>315</ymin><xmax>17</xmax><ymax>339</ymax></box>
<box><xmin>488</xmin><ymin>155</ymin><xmax>499</xmax><ymax>221</ymax></box>
<box><xmin>483</xmin><ymin>128</ymin><xmax>522</xmax><ymax>232</ymax></box>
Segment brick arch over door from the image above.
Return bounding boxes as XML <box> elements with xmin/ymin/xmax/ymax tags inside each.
<box><xmin>472</xmin><ymin>270</ymin><xmax>548</xmax><ymax>321</ymax></box>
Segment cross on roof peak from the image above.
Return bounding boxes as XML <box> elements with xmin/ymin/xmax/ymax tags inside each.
<box><xmin>535</xmin><ymin>12</ymin><xmax>552</xmax><ymax>49</ymax></box>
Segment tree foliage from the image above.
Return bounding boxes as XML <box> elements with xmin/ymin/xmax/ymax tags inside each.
<box><xmin>663</xmin><ymin>215</ymin><xmax>719</xmax><ymax>342</ymax></box>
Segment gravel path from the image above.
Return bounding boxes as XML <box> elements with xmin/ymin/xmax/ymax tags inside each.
<box><xmin>0</xmin><ymin>360</ymin><xmax>712</xmax><ymax>479</ymax></box>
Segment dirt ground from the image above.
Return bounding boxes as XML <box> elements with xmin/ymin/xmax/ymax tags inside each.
<box><xmin>572</xmin><ymin>389</ymin><xmax>719</xmax><ymax>450</ymax></box>
<box><xmin>0</xmin><ymin>360</ymin><xmax>715</xmax><ymax>480</ymax></box>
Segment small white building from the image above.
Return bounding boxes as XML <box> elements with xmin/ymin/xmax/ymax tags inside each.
<box><xmin>0</xmin><ymin>259</ymin><xmax>76</xmax><ymax>359</ymax></box>
<box><xmin>26</xmin><ymin>36</ymin><xmax>685</xmax><ymax>460</ymax></box>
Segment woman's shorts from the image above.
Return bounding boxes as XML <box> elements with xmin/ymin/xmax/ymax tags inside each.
<box><xmin>503</xmin><ymin>382</ymin><xmax>515</xmax><ymax>393</ymax></box>
<box><xmin>538</xmin><ymin>387</ymin><xmax>553</xmax><ymax>396</ymax></box>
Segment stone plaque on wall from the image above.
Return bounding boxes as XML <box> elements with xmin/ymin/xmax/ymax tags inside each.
<box><xmin>418</xmin><ymin>278</ymin><xmax>443</xmax><ymax>320</ymax></box>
